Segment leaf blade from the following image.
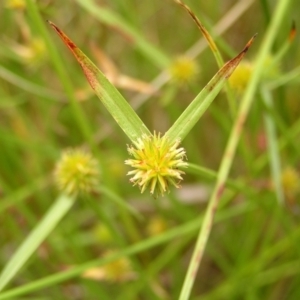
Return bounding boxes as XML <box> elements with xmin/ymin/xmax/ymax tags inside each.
<box><xmin>48</xmin><ymin>21</ymin><xmax>151</xmax><ymax>143</ymax></box>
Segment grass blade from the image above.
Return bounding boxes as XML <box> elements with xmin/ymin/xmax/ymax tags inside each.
<box><xmin>261</xmin><ymin>86</ymin><xmax>284</xmax><ymax>205</ymax></box>
<box><xmin>0</xmin><ymin>194</ymin><xmax>75</xmax><ymax>292</ymax></box>
<box><xmin>0</xmin><ymin>66</ymin><xmax>63</xmax><ymax>102</ymax></box>
<box><xmin>178</xmin><ymin>0</ymin><xmax>292</xmax><ymax>298</ymax></box>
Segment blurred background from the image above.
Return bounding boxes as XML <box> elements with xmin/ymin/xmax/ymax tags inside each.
<box><xmin>1</xmin><ymin>0</ymin><xmax>300</xmax><ymax>299</ymax></box>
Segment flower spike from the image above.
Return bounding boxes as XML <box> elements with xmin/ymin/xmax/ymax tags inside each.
<box><xmin>125</xmin><ymin>132</ymin><xmax>188</xmax><ymax>197</ymax></box>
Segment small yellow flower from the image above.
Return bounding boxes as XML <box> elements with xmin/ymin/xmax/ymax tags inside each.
<box><xmin>54</xmin><ymin>148</ymin><xmax>99</xmax><ymax>195</ymax></box>
<box><xmin>228</xmin><ymin>61</ymin><xmax>253</xmax><ymax>93</ymax></box>
<box><xmin>101</xmin><ymin>251</ymin><xmax>135</xmax><ymax>282</ymax></box>
<box><xmin>82</xmin><ymin>251</ymin><xmax>135</xmax><ymax>282</ymax></box>
<box><xmin>11</xmin><ymin>38</ymin><xmax>47</xmax><ymax>66</ymax></box>
<box><xmin>169</xmin><ymin>56</ymin><xmax>199</xmax><ymax>84</ymax></box>
<box><xmin>92</xmin><ymin>224</ymin><xmax>114</xmax><ymax>246</ymax></box>
<box><xmin>5</xmin><ymin>0</ymin><xmax>26</xmax><ymax>10</ymax></box>
<box><xmin>229</xmin><ymin>55</ymin><xmax>280</xmax><ymax>94</ymax></box>
<box><xmin>281</xmin><ymin>167</ymin><xmax>300</xmax><ymax>197</ymax></box>
<box><xmin>146</xmin><ymin>216</ymin><xmax>168</xmax><ymax>236</ymax></box>
<box><xmin>125</xmin><ymin>132</ymin><xmax>188</xmax><ymax>197</ymax></box>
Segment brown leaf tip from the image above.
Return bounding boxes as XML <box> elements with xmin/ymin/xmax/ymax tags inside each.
<box><xmin>289</xmin><ymin>21</ymin><xmax>296</xmax><ymax>42</ymax></box>
<box><xmin>242</xmin><ymin>33</ymin><xmax>257</xmax><ymax>54</ymax></box>
<box><xmin>47</xmin><ymin>20</ymin><xmax>77</xmax><ymax>51</ymax></box>
<box><xmin>174</xmin><ymin>0</ymin><xmax>216</xmax><ymax>52</ymax></box>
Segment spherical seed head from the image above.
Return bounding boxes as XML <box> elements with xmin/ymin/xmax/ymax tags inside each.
<box><xmin>125</xmin><ymin>132</ymin><xmax>188</xmax><ymax>197</ymax></box>
<box><xmin>169</xmin><ymin>56</ymin><xmax>199</xmax><ymax>84</ymax></box>
<box><xmin>228</xmin><ymin>61</ymin><xmax>253</xmax><ymax>93</ymax></box>
<box><xmin>54</xmin><ymin>148</ymin><xmax>99</xmax><ymax>195</ymax></box>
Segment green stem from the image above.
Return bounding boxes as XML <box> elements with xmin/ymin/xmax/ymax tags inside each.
<box><xmin>178</xmin><ymin>0</ymin><xmax>292</xmax><ymax>299</ymax></box>
<box><xmin>261</xmin><ymin>86</ymin><xmax>284</xmax><ymax>205</ymax></box>
<box><xmin>187</xmin><ymin>163</ymin><xmax>254</xmax><ymax>195</ymax></box>
<box><xmin>24</xmin><ymin>0</ymin><xmax>98</xmax><ymax>152</ymax></box>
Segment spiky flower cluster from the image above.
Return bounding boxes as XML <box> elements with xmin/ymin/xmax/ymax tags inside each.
<box><xmin>125</xmin><ymin>133</ymin><xmax>188</xmax><ymax>197</ymax></box>
<box><xmin>54</xmin><ymin>148</ymin><xmax>99</xmax><ymax>195</ymax></box>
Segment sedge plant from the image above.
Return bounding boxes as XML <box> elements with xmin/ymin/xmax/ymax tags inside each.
<box><xmin>44</xmin><ymin>8</ymin><xmax>255</xmax><ymax>300</ymax></box>
<box><xmin>12</xmin><ymin>1</ymin><xmax>300</xmax><ymax>299</ymax></box>
<box><xmin>0</xmin><ymin>5</ymin><xmax>255</xmax><ymax>297</ymax></box>
<box><xmin>0</xmin><ymin>1</ymin><xmax>256</xmax><ymax>297</ymax></box>
<box><xmin>47</xmin><ymin>20</ymin><xmax>255</xmax><ymax>198</ymax></box>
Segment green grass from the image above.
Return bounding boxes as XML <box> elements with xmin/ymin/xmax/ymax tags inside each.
<box><xmin>1</xmin><ymin>0</ymin><xmax>300</xmax><ymax>299</ymax></box>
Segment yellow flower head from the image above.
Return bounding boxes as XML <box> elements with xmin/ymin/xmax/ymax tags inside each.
<box><xmin>93</xmin><ymin>224</ymin><xmax>114</xmax><ymax>246</ymax></box>
<box><xmin>54</xmin><ymin>148</ymin><xmax>99</xmax><ymax>195</ymax></box>
<box><xmin>146</xmin><ymin>216</ymin><xmax>168</xmax><ymax>236</ymax></box>
<box><xmin>169</xmin><ymin>56</ymin><xmax>199</xmax><ymax>84</ymax></box>
<box><xmin>125</xmin><ymin>132</ymin><xmax>188</xmax><ymax>197</ymax></box>
<box><xmin>228</xmin><ymin>61</ymin><xmax>253</xmax><ymax>93</ymax></box>
<box><xmin>82</xmin><ymin>251</ymin><xmax>135</xmax><ymax>282</ymax></box>
<box><xmin>11</xmin><ymin>38</ymin><xmax>47</xmax><ymax>66</ymax></box>
<box><xmin>101</xmin><ymin>251</ymin><xmax>135</xmax><ymax>282</ymax></box>
<box><xmin>281</xmin><ymin>167</ymin><xmax>300</xmax><ymax>197</ymax></box>
<box><xmin>5</xmin><ymin>0</ymin><xmax>26</xmax><ymax>10</ymax></box>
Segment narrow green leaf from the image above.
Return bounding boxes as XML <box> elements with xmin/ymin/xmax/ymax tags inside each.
<box><xmin>48</xmin><ymin>21</ymin><xmax>151</xmax><ymax>143</ymax></box>
<box><xmin>0</xmin><ymin>194</ymin><xmax>75</xmax><ymax>292</ymax></box>
<box><xmin>261</xmin><ymin>86</ymin><xmax>284</xmax><ymax>205</ymax></box>
<box><xmin>0</xmin><ymin>66</ymin><xmax>63</xmax><ymax>102</ymax></box>
<box><xmin>24</xmin><ymin>0</ymin><xmax>97</xmax><ymax>152</ymax></box>
<box><xmin>165</xmin><ymin>34</ymin><xmax>256</xmax><ymax>143</ymax></box>
<box><xmin>0</xmin><ymin>177</ymin><xmax>47</xmax><ymax>214</ymax></box>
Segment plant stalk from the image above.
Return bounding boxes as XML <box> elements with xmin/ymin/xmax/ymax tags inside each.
<box><xmin>179</xmin><ymin>0</ymin><xmax>292</xmax><ymax>299</ymax></box>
